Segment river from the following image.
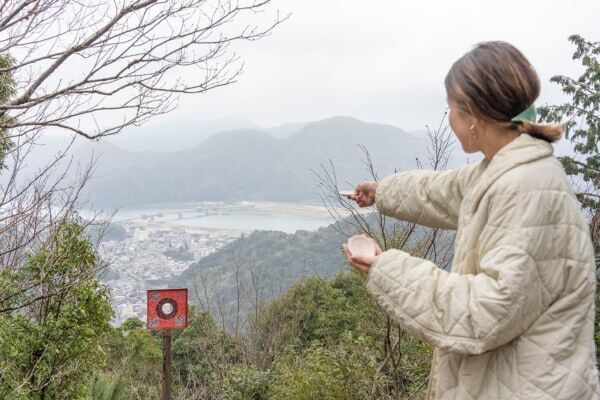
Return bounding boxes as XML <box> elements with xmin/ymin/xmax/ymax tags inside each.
<box><xmin>85</xmin><ymin>201</ymin><xmax>336</xmax><ymax>233</ymax></box>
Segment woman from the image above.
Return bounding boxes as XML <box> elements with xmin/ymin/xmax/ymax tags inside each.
<box><xmin>344</xmin><ymin>42</ymin><xmax>600</xmax><ymax>399</ymax></box>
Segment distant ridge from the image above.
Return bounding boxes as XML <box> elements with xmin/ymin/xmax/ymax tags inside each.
<box><xmin>65</xmin><ymin>116</ymin><xmax>441</xmax><ymax>207</ymax></box>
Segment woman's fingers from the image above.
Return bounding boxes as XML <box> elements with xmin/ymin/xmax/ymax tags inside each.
<box><xmin>372</xmin><ymin>239</ymin><xmax>383</xmax><ymax>255</ymax></box>
<box><xmin>357</xmin><ymin>195</ymin><xmax>370</xmax><ymax>208</ymax></box>
<box><xmin>351</xmin><ymin>183</ymin><xmax>370</xmax><ymax>207</ymax></box>
<box><xmin>351</xmin><ymin>254</ymin><xmax>376</xmax><ymax>267</ymax></box>
<box><xmin>349</xmin><ymin>261</ymin><xmax>370</xmax><ymax>274</ymax></box>
<box><xmin>352</xmin><ymin>182</ymin><xmax>376</xmax><ymax>207</ymax></box>
<box><xmin>342</xmin><ymin>244</ymin><xmax>352</xmax><ymax>260</ymax></box>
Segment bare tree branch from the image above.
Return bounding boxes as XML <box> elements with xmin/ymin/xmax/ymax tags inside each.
<box><xmin>313</xmin><ymin>112</ymin><xmax>456</xmax><ymax>397</ymax></box>
<box><xmin>0</xmin><ymin>0</ymin><xmax>288</xmax><ymax>139</ymax></box>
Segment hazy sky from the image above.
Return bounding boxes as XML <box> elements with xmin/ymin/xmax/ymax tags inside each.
<box><xmin>166</xmin><ymin>0</ymin><xmax>600</xmax><ymax>131</ymax></box>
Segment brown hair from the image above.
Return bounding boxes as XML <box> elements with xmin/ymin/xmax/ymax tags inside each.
<box><xmin>445</xmin><ymin>41</ymin><xmax>562</xmax><ymax>143</ymax></box>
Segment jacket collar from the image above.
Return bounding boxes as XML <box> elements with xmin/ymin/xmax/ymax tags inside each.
<box><xmin>463</xmin><ymin>134</ymin><xmax>554</xmax><ymax>216</ymax></box>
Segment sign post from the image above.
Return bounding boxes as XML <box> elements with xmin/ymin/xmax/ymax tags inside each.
<box><xmin>147</xmin><ymin>288</ymin><xmax>188</xmax><ymax>400</ymax></box>
<box><xmin>162</xmin><ymin>329</ymin><xmax>172</xmax><ymax>400</ymax></box>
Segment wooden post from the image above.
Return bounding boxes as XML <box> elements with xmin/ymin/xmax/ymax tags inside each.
<box><xmin>162</xmin><ymin>330</ymin><xmax>172</xmax><ymax>400</ymax></box>
<box><xmin>147</xmin><ymin>289</ymin><xmax>187</xmax><ymax>399</ymax></box>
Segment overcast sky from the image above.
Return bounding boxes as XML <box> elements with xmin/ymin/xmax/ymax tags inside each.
<box><xmin>165</xmin><ymin>0</ymin><xmax>600</xmax><ymax>131</ymax></box>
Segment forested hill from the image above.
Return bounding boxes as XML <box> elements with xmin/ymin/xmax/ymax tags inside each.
<box><xmin>167</xmin><ymin>223</ymin><xmax>347</xmax><ymax>304</ymax></box>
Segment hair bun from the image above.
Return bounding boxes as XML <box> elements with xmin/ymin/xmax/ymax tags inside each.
<box><xmin>519</xmin><ymin>121</ymin><xmax>563</xmax><ymax>143</ymax></box>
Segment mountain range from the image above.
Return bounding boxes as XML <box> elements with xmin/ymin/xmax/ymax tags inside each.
<box><xmin>70</xmin><ymin>116</ymin><xmax>440</xmax><ymax>206</ymax></box>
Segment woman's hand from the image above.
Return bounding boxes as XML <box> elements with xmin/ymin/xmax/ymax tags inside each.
<box><xmin>350</xmin><ymin>181</ymin><xmax>378</xmax><ymax>207</ymax></box>
<box><xmin>342</xmin><ymin>238</ymin><xmax>383</xmax><ymax>274</ymax></box>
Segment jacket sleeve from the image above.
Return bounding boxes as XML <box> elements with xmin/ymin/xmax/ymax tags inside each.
<box><xmin>366</xmin><ymin>189</ymin><xmax>573</xmax><ymax>355</ymax></box>
<box><xmin>375</xmin><ymin>164</ymin><xmax>481</xmax><ymax>230</ymax></box>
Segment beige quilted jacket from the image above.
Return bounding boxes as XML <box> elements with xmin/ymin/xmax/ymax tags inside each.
<box><xmin>367</xmin><ymin>134</ymin><xmax>600</xmax><ymax>399</ymax></box>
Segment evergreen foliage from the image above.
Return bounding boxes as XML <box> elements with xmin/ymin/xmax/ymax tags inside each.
<box><xmin>0</xmin><ymin>223</ymin><xmax>113</xmax><ymax>399</ymax></box>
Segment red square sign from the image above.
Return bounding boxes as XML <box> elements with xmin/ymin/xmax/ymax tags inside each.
<box><xmin>147</xmin><ymin>288</ymin><xmax>188</xmax><ymax>330</ymax></box>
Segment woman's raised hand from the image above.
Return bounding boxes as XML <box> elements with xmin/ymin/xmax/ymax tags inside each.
<box><xmin>350</xmin><ymin>181</ymin><xmax>378</xmax><ymax>207</ymax></box>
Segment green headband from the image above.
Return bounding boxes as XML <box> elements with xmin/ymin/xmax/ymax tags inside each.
<box><xmin>511</xmin><ymin>105</ymin><xmax>536</xmax><ymax>123</ymax></box>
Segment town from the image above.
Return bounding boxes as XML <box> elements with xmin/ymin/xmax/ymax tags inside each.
<box><xmin>98</xmin><ymin>220</ymin><xmax>243</xmax><ymax>325</ymax></box>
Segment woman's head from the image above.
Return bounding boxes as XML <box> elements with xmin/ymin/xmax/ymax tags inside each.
<box><xmin>445</xmin><ymin>41</ymin><xmax>561</xmax><ymax>152</ymax></box>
